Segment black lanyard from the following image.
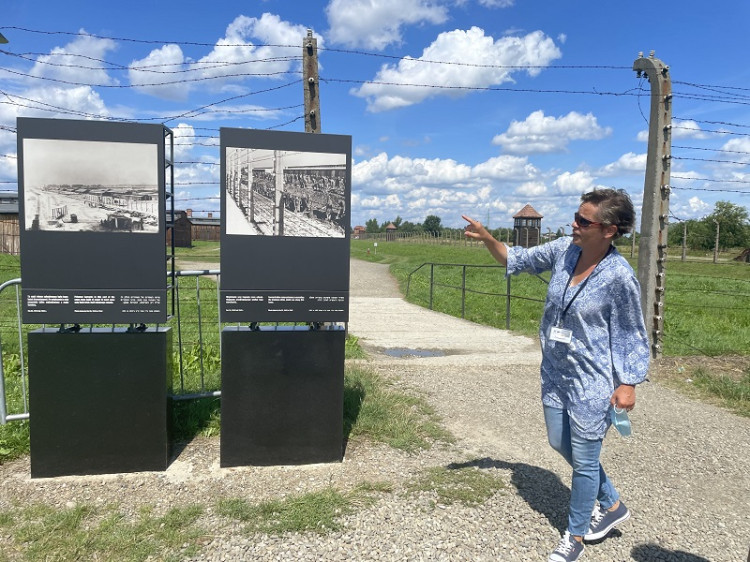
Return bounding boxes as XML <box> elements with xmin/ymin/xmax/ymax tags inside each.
<box><xmin>559</xmin><ymin>245</ymin><xmax>613</xmax><ymax>324</ymax></box>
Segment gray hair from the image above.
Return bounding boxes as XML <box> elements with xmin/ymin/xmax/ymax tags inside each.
<box><xmin>580</xmin><ymin>188</ymin><xmax>635</xmax><ymax>239</ymax></box>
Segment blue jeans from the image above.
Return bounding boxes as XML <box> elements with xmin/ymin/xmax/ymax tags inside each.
<box><xmin>543</xmin><ymin>405</ymin><xmax>619</xmax><ymax>536</ymax></box>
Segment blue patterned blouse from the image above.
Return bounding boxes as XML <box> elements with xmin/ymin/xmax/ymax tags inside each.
<box><xmin>506</xmin><ymin>237</ymin><xmax>650</xmax><ymax>440</ymax></box>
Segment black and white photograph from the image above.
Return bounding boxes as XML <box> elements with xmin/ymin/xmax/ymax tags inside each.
<box><xmin>225</xmin><ymin>148</ymin><xmax>346</xmax><ymax>238</ymax></box>
<box><xmin>22</xmin><ymin>138</ymin><xmax>159</xmax><ymax>234</ymax></box>
<box><xmin>17</xmin><ymin>117</ymin><xmax>169</xmax><ymax>324</ymax></box>
<box><xmin>220</xmin><ymin>128</ymin><xmax>351</xmax><ymax>323</ymax></box>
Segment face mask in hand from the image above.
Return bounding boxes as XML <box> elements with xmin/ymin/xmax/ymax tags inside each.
<box><xmin>610</xmin><ymin>406</ymin><xmax>632</xmax><ymax>437</ymax></box>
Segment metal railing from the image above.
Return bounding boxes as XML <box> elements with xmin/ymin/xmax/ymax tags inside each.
<box><xmin>405</xmin><ymin>262</ymin><xmax>548</xmax><ymax>329</ymax></box>
<box><xmin>0</xmin><ymin>270</ymin><xmax>224</xmax><ymax>424</ymax></box>
<box><xmin>2</xmin><ymin>262</ymin><xmax>554</xmax><ymax>425</ymax></box>
<box><xmin>0</xmin><ymin>278</ymin><xmax>25</xmax><ymax>423</ymax></box>
<box><xmin>171</xmin><ymin>269</ymin><xmax>221</xmax><ymax>401</ymax></box>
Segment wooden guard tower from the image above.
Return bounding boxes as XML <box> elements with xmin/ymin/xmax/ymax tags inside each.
<box><xmin>513</xmin><ymin>204</ymin><xmax>543</xmax><ymax>247</ymax></box>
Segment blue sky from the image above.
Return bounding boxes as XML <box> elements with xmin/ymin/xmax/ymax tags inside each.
<box><xmin>2</xmin><ymin>0</ymin><xmax>749</xmax><ymax>232</ymax></box>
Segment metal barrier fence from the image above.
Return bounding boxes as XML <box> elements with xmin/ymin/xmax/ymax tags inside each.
<box><xmin>0</xmin><ymin>269</ymin><xmax>223</xmax><ymax>424</ymax></box>
<box><xmin>405</xmin><ymin>262</ymin><xmax>548</xmax><ymax>329</ymax></box>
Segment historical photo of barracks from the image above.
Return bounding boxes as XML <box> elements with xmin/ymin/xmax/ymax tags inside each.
<box><xmin>225</xmin><ymin>148</ymin><xmax>347</xmax><ymax>238</ymax></box>
<box><xmin>22</xmin><ymin>138</ymin><xmax>160</xmax><ymax>234</ymax></box>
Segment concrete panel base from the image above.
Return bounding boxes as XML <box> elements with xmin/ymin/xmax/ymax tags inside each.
<box><xmin>220</xmin><ymin>326</ymin><xmax>344</xmax><ymax>467</ymax></box>
<box><xmin>28</xmin><ymin>328</ymin><xmax>172</xmax><ymax>478</ymax></box>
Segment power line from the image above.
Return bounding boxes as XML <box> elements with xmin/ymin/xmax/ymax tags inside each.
<box><xmin>0</xmin><ymin>86</ymin><xmax>304</xmax><ymax>124</ymax></box>
<box><xmin>0</xmin><ymin>26</ymin><xmax>303</xmax><ymax>48</ymax></box>
<box><xmin>671</xmin><ymin>155</ymin><xmax>750</xmax><ymax>166</ymax></box>
<box><xmin>0</xmin><ymin>66</ymin><xmax>301</xmax><ymax>88</ymax></box>
<box><xmin>671</xmin><ymin>91</ymin><xmax>750</xmax><ymax>107</ymax></box>
<box><xmin>673</xmin><ymin>145</ymin><xmax>750</xmax><ymax>156</ymax></box>
<box><xmin>672</xmin><ymin>185</ymin><xmax>750</xmax><ymax>195</ymax></box>
<box><xmin>673</xmin><ymin>116</ymin><xmax>750</xmax><ymax>129</ymax></box>
<box><xmin>674</xmin><ymin>80</ymin><xmax>750</xmax><ymax>94</ymax></box>
<box><xmin>672</xmin><ymin>175</ymin><xmax>750</xmax><ymax>185</ymax></box>
<box><xmin>0</xmin><ymin>48</ymin><xmax>301</xmax><ymax>74</ymax></box>
<box><xmin>322</xmin><ymin>76</ymin><xmax>642</xmax><ymax>97</ymax></box>
<box><xmin>672</xmin><ymin>124</ymin><xmax>750</xmax><ymax>136</ymax></box>
<box><xmin>0</xmin><ymin>26</ymin><xmax>632</xmax><ymax>71</ymax></box>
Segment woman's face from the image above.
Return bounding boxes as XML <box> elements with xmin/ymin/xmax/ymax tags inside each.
<box><xmin>571</xmin><ymin>202</ymin><xmax>608</xmax><ymax>248</ymax></box>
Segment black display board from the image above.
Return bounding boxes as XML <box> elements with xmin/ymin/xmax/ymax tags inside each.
<box><xmin>220</xmin><ymin>128</ymin><xmax>351</xmax><ymax>322</ymax></box>
<box><xmin>220</xmin><ymin>326</ymin><xmax>344</xmax><ymax>466</ymax></box>
<box><xmin>17</xmin><ymin>118</ymin><xmax>169</xmax><ymax>324</ymax></box>
<box><xmin>28</xmin><ymin>328</ymin><xmax>172</xmax><ymax>477</ymax></box>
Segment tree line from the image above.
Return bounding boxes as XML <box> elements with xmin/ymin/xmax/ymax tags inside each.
<box><xmin>363</xmin><ymin>214</ymin><xmax>516</xmax><ymax>241</ymax></box>
<box><xmin>362</xmin><ymin>201</ymin><xmax>750</xmax><ymax>250</ymax></box>
<box><xmin>667</xmin><ymin>201</ymin><xmax>750</xmax><ymax>251</ymax></box>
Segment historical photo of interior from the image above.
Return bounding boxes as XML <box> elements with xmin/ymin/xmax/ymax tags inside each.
<box><xmin>225</xmin><ymin>148</ymin><xmax>347</xmax><ymax>238</ymax></box>
<box><xmin>22</xmin><ymin>138</ymin><xmax>160</xmax><ymax>233</ymax></box>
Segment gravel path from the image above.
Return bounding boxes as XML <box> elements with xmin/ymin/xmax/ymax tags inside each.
<box><xmin>1</xmin><ymin>259</ymin><xmax>748</xmax><ymax>561</ymax></box>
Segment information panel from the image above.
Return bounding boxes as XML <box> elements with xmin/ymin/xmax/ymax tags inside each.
<box><xmin>17</xmin><ymin>118</ymin><xmax>169</xmax><ymax>324</ymax></box>
<box><xmin>220</xmin><ymin>128</ymin><xmax>351</xmax><ymax>322</ymax></box>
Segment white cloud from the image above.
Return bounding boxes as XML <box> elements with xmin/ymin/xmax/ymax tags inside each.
<box><xmin>129</xmin><ymin>14</ymin><xmax>314</xmax><ymax>100</ymax></box>
<box><xmin>688</xmin><ymin>196</ymin><xmax>711</xmax><ymax>214</ymax></box>
<box><xmin>30</xmin><ymin>31</ymin><xmax>117</xmax><ymax>86</ymax></box>
<box><xmin>515</xmin><ymin>181</ymin><xmax>547</xmax><ymax>196</ymax></box>
<box><xmin>0</xmin><ymin>84</ymin><xmax>113</xmax><ymax>163</ymax></box>
<box><xmin>719</xmin><ymin>137</ymin><xmax>750</xmax><ymax>165</ymax></box>
<box><xmin>671</xmin><ymin>120</ymin><xmax>709</xmax><ymax>140</ymax></box>
<box><xmin>129</xmin><ymin>44</ymin><xmax>188</xmax><ymax>101</ymax></box>
<box><xmin>358</xmin><ymin>193</ymin><xmax>404</xmax><ymax>217</ymax></box>
<box><xmin>171</xmin><ymin>123</ymin><xmax>200</xmax><ymax>159</ymax></box>
<box><xmin>326</xmin><ymin>0</ymin><xmax>448</xmax><ymax>50</ymax></box>
<box><xmin>471</xmin><ymin>154</ymin><xmax>539</xmax><ymax>180</ymax></box>
<box><xmin>352</xmin><ymin>151</ymin><xmax>549</xmax><ymax>226</ymax></box>
<box><xmin>353</xmin><ymin>152</ymin><xmax>473</xmax><ymax>192</ymax></box>
<box><xmin>492</xmin><ymin>110</ymin><xmax>612</xmax><ymax>154</ymax></box>
<box><xmin>20</xmin><ymin>85</ymin><xmax>111</xmax><ymax>121</ymax></box>
<box><xmin>596</xmin><ymin>152</ymin><xmax>647</xmax><ymax>176</ymax></box>
<box><xmin>352</xmin><ymin>27</ymin><xmax>562</xmax><ymax>112</ymax></box>
<box><xmin>478</xmin><ymin>0</ymin><xmax>515</xmax><ymax>7</ymax></box>
<box><xmin>637</xmin><ymin>119</ymin><xmax>710</xmax><ymax>142</ymax></box>
<box><xmin>670</xmin><ymin>195</ymin><xmax>712</xmax><ymax>219</ymax></box>
<box><xmin>553</xmin><ymin>171</ymin><xmax>596</xmax><ymax>195</ymax></box>
<box><xmin>0</xmin><ymin>151</ymin><xmax>16</xmax><ymax>181</ymax></box>
<box><xmin>196</xmin><ymin>13</ymin><xmax>314</xmax><ymax>79</ymax></box>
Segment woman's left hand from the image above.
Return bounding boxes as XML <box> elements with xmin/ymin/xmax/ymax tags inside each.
<box><xmin>611</xmin><ymin>384</ymin><xmax>636</xmax><ymax>411</ymax></box>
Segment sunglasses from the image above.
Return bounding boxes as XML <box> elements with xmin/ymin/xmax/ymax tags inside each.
<box><xmin>573</xmin><ymin>212</ymin><xmax>603</xmax><ymax>228</ymax></box>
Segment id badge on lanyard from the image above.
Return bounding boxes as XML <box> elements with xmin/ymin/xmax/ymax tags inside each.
<box><xmin>550</xmin><ymin>246</ymin><xmax>611</xmax><ymax>346</ymax></box>
<box><xmin>549</xmin><ymin>325</ymin><xmax>573</xmax><ymax>344</ymax></box>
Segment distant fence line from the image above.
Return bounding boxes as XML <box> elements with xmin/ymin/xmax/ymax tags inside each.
<box><xmin>405</xmin><ymin>261</ymin><xmax>549</xmax><ymax>330</ymax></box>
<box><xmin>355</xmin><ymin>231</ymin><xmax>749</xmax><ymax>263</ymax></box>
<box><xmin>2</xmin><ymin>252</ymin><xmax>748</xmax><ymax>424</ymax></box>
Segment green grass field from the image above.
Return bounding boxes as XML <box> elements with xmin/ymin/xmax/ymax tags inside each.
<box><xmin>1</xmin><ymin>239</ymin><xmax>748</xmax><ymax>463</ymax></box>
<box><xmin>351</xmin><ymin>239</ymin><xmax>750</xmax><ymax>357</ymax></box>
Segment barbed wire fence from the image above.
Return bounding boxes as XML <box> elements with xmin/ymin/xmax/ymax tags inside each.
<box><xmin>0</xmin><ymin>26</ymin><xmax>748</xmax><ymax>360</ymax></box>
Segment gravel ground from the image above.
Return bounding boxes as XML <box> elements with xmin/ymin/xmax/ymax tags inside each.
<box><xmin>1</xmin><ymin>259</ymin><xmax>749</xmax><ymax>561</ymax></box>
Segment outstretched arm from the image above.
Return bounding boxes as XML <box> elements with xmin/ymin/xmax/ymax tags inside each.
<box><xmin>463</xmin><ymin>215</ymin><xmax>508</xmax><ymax>266</ymax></box>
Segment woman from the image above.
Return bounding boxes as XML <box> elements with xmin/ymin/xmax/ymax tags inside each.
<box><xmin>463</xmin><ymin>188</ymin><xmax>650</xmax><ymax>562</ymax></box>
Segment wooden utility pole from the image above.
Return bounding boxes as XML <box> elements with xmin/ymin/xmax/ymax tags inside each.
<box><xmin>303</xmin><ymin>30</ymin><xmax>321</xmax><ymax>134</ymax></box>
<box><xmin>633</xmin><ymin>52</ymin><xmax>671</xmax><ymax>359</ymax></box>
